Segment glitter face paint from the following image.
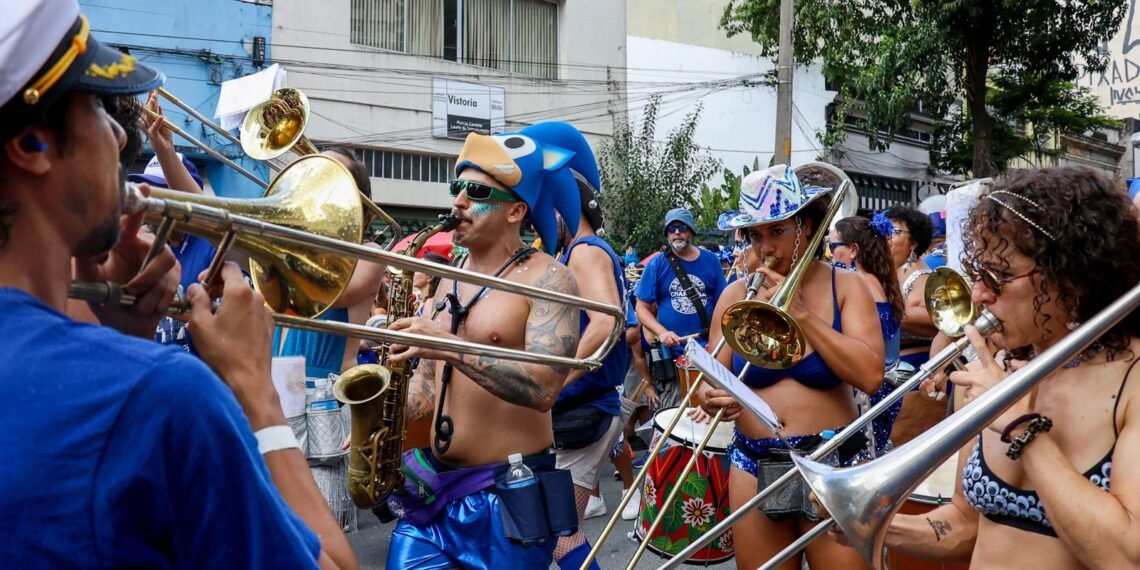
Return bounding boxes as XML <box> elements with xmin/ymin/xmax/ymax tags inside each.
<box><xmin>471</xmin><ymin>202</ymin><xmax>500</xmax><ymax>217</ymax></box>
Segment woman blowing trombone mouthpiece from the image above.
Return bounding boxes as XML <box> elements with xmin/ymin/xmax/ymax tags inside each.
<box><xmin>699</xmin><ymin>164</ymin><xmax>886</xmax><ymax>570</ymax></box>
<box><xmin>836</xmin><ymin>167</ymin><xmax>1140</xmax><ymax>570</ymax></box>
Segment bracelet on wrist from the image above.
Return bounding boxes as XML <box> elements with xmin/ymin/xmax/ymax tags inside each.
<box><xmin>1005</xmin><ymin>416</ymin><xmax>1052</xmax><ymax>460</ymax></box>
<box><xmin>1001</xmin><ymin>413</ymin><xmax>1042</xmax><ymax>443</ymax></box>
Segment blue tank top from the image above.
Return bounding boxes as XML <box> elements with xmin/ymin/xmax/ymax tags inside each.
<box><xmin>272</xmin><ymin>307</ymin><xmax>349</xmax><ymax>379</ymax></box>
<box><xmin>878</xmin><ymin>301</ymin><xmax>900</xmax><ymax>368</ymax></box>
<box><xmin>732</xmin><ymin>266</ymin><xmax>844</xmax><ymax>390</ymax></box>
<box><xmin>554</xmin><ymin>236</ymin><xmax>628</xmax><ymax>416</ymax></box>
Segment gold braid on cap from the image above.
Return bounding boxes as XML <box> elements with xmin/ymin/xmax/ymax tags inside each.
<box><xmin>23</xmin><ymin>16</ymin><xmax>91</xmax><ymax>105</ymax></box>
<box><xmin>984</xmin><ymin>190</ymin><xmax>1056</xmax><ymax>242</ymax></box>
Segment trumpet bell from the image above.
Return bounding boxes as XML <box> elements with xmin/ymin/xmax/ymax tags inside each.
<box><xmin>722</xmin><ymin>300</ymin><xmax>806</xmax><ymax>369</ymax></box>
<box><xmin>150</xmin><ymin>154</ymin><xmax>362</xmax><ymax>316</ymax></box>
<box><xmin>241</xmin><ymin>88</ymin><xmax>312</xmax><ymax>160</ymax></box>
<box><xmin>925</xmin><ymin>267</ymin><xmax>977</xmax><ymax>337</ymax></box>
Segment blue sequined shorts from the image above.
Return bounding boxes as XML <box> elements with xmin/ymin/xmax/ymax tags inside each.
<box><xmin>727</xmin><ymin>427</ymin><xmax>872</xmax><ymax>476</ymax></box>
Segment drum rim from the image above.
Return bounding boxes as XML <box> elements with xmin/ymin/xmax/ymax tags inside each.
<box><xmin>651</xmin><ymin>406</ymin><xmax>734</xmax><ymax>453</ymax></box>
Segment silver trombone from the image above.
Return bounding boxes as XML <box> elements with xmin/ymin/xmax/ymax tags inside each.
<box><xmin>655</xmin><ymin>268</ymin><xmax>1000</xmax><ymax>569</ymax></box>
<box><xmin>785</xmin><ymin>282</ymin><xmax>1140</xmax><ymax>569</ymax></box>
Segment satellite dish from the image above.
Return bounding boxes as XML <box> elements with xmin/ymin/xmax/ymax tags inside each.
<box><xmin>918</xmin><ymin>192</ymin><xmax>947</xmax><ymax>214</ymax></box>
<box><xmin>794</xmin><ymin>162</ymin><xmax>859</xmax><ymax>221</ymax></box>
<box><xmin>916</xmin><ymin>183</ymin><xmax>943</xmax><ymax>204</ymax></box>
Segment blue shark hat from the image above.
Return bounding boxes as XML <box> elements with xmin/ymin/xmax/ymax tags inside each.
<box><xmin>454</xmin><ymin>131</ymin><xmax>581</xmax><ymax>254</ymax></box>
<box><xmin>520</xmin><ymin>121</ymin><xmax>605</xmax><ymax>235</ymax></box>
<box><xmin>717</xmin><ymin>164</ymin><xmax>834</xmax><ymax>230</ymax></box>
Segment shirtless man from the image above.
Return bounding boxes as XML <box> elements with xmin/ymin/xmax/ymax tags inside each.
<box><xmin>385</xmin><ymin>130</ymin><xmax>584</xmax><ymax>569</ymax></box>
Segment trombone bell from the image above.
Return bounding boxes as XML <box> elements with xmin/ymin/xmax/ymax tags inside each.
<box><xmin>241</xmin><ymin>88</ymin><xmax>315</xmax><ymax>160</ymax></box>
<box><xmin>925</xmin><ymin>267</ymin><xmax>978</xmax><ymax>338</ymax></box>
<box><xmin>148</xmin><ymin>155</ymin><xmax>363</xmax><ymax>317</ymax></box>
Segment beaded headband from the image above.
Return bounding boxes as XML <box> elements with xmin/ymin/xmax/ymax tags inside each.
<box><xmin>984</xmin><ymin>190</ymin><xmax>1056</xmax><ymax>242</ymax></box>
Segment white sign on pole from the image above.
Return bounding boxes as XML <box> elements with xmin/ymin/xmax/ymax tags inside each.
<box><xmin>432</xmin><ymin>79</ymin><xmax>506</xmax><ymax>139</ymax></box>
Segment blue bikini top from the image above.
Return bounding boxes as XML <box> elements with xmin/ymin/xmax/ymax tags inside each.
<box><xmin>732</xmin><ymin>266</ymin><xmax>844</xmax><ymax>390</ymax></box>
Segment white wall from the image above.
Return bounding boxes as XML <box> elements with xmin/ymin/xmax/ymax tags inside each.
<box><xmin>625</xmin><ymin>35</ymin><xmax>833</xmax><ymax>189</ymax></box>
<box><xmin>272</xmin><ymin>0</ymin><xmax>626</xmax><ymax>209</ymax></box>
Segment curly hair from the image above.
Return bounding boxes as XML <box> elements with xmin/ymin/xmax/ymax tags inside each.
<box><xmin>961</xmin><ymin>167</ymin><xmax>1140</xmax><ymax>357</ymax></box>
<box><xmin>835</xmin><ymin>216</ymin><xmax>905</xmax><ymax>322</ymax></box>
<box><xmin>885</xmin><ymin>204</ymin><xmax>934</xmax><ymax>256</ymax></box>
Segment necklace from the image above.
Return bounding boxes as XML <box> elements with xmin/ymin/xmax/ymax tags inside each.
<box><xmin>1062</xmin><ymin>342</ymin><xmax>1105</xmax><ymax>369</ymax></box>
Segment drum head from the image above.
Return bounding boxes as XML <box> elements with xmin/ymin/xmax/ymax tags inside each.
<box><xmin>911</xmin><ymin>455</ymin><xmax>958</xmax><ymax>505</ymax></box>
<box><xmin>652</xmin><ymin>406</ymin><xmax>735</xmax><ymax>453</ymax></box>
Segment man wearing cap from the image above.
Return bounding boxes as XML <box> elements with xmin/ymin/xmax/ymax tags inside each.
<box><xmin>522</xmin><ymin>121</ymin><xmax>630</xmax><ymax>569</ymax></box>
<box><xmin>0</xmin><ymin>2</ymin><xmax>355</xmax><ymax>568</ymax></box>
<box><xmin>383</xmin><ymin>130</ymin><xmax>584</xmax><ymax>569</ymax></box>
<box><xmin>634</xmin><ymin>207</ymin><xmax>726</xmax><ymax>408</ymax></box>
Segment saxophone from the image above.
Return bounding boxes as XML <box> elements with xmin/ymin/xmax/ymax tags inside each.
<box><xmin>333</xmin><ymin>214</ymin><xmax>460</xmax><ymax>509</ymax></box>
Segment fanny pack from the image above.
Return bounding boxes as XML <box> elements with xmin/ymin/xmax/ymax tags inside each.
<box><xmin>743</xmin><ymin>432</ymin><xmax>868</xmax><ymax>520</ymax></box>
<box><xmin>552</xmin><ymin>400</ymin><xmax>613</xmax><ymax>450</ymax></box>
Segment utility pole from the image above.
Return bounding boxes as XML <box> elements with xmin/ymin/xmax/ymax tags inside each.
<box><xmin>774</xmin><ymin>0</ymin><xmax>794</xmax><ymax>165</ymax></box>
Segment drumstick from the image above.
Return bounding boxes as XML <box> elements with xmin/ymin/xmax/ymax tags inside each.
<box><xmin>629</xmin><ymin>378</ymin><xmax>649</xmax><ymax>402</ymax></box>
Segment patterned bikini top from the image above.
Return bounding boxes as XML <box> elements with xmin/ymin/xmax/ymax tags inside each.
<box><xmin>962</xmin><ymin>359</ymin><xmax>1136</xmax><ymax>537</ymax></box>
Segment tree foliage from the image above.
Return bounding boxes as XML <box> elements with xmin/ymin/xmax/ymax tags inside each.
<box><xmin>599</xmin><ymin>96</ymin><xmax>721</xmax><ymax>256</ymax></box>
<box><xmin>721</xmin><ymin>0</ymin><xmax>1126</xmax><ymax>177</ymax></box>
<box><xmin>694</xmin><ymin>157</ymin><xmax>760</xmax><ymax>231</ymax></box>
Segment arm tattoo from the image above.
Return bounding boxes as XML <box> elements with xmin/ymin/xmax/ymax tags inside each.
<box><xmin>926</xmin><ymin>517</ymin><xmax>952</xmax><ymax>541</ymax></box>
<box><xmin>406</xmin><ymin>358</ymin><xmax>438</xmax><ymax>421</ymax></box>
<box><xmin>452</xmin><ymin>264</ymin><xmax>580</xmax><ymax>410</ymax></box>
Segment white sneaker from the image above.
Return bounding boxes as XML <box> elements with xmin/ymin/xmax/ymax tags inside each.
<box><xmin>620</xmin><ymin>489</ymin><xmax>641</xmax><ymax>520</ymax></box>
<box><xmin>584</xmin><ymin>495</ymin><xmax>607</xmax><ymax>519</ymax></box>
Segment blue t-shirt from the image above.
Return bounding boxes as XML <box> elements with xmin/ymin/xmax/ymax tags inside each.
<box><xmin>273</xmin><ymin>307</ymin><xmax>350</xmax><ymax>379</ymax></box>
<box><xmin>0</xmin><ymin>288</ymin><xmax>320</xmax><ymax>568</ymax></box>
<box><xmin>555</xmin><ymin>236</ymin><xmax>627</xmax><ymax>416</ymax></box>
<box><xmin>634</xmin><ymin>248</ymin><xmax>726</xmax><ymax>341</ymax></box>
<box><xmin>155</xmin><ymin>235</ymin><xmax>217</xmax><ymax>355</ymax></box>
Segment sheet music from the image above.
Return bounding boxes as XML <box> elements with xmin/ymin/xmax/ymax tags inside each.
<box><xmin>215</xmin><ymin>64</ymin><xmax>286</xmax><ymax>131</ymax></box>
<box><xmin>684</xmin><ymin>339</ymin><xmax>782</xmax><ymax>432</ymax></box>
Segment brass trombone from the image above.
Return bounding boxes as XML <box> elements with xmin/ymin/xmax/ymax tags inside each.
<box><xmin>587</xmin><ymin>180</ymin><xmax>853</xmax><ymax>569</ymax></box>
<box><xmin>70</xmin><ymin>155</ymin><xmax>625</xmax><ymax>369</ymax></box>
<box><xmin>139</xmin><ymin>87</ymin><xmax>402</xmax><ymax>248</ymax></box>
<box><xmin>655</xmin><ymin>268</ymin><xmax>1000</xmax><ymax>569</ymax></box>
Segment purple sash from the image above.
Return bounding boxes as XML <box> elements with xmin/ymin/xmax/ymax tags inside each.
<box><xmin>386</xmin><ymin>449</ymin><xmax>497</xmax><ymax>527</ymax></box>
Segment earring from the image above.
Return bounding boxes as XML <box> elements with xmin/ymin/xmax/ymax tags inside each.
<box><xmin>850</xmin><ymin>257</ymin><xmax>858</xmax><ymax>272</ymax></box>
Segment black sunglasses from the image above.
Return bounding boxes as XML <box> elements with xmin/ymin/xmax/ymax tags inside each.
<box><xmin>449</xmin><ymin>179</ymin><xmax>520</xmax><ymax>202</ymax></box>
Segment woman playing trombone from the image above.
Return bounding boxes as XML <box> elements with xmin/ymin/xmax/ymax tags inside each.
<box><xmin>869</xmin><ymin>167</ymin><xmax>1140</xmax><ymax>569</ymax></box>
<box><xmin>698</xmin><ymin>166</ymin><xmax>885</xmax><ymax>569</ymax></box>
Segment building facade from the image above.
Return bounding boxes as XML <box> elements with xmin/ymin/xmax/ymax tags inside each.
<box><xmin>273</xmin><ymin>0</ymin><xmax>627</xmax><ymax>230</ymax></box>
<box><xmin>80</xmin><ymin>0</ymin><xmax>274</xmax><ymax>199</ymax></box>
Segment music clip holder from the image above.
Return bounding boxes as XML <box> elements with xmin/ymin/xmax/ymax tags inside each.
<box><xmin>683</xmin><ymin>339</ymin><xmax>793</xmax><ymax>449</ymax></box>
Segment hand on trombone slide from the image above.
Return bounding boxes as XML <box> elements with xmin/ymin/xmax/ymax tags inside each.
<box><xmin>696</xmin><ymin>386</ymin><xmax>744</xmax><ymax>422</ymax></box>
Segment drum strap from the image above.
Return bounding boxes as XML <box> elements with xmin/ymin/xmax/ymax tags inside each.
<box><xmin>432</xmin><ymin>246</ymin><xmax>536</xmax><ymax>455</ymax></box>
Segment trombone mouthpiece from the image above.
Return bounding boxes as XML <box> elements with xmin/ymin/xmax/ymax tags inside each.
<box><xmin>763</xmin><ymin>256</ymin><xmax>777</xmax><ymax>269</ymax></box>
<box><xmin>121</xmin><ymin>182</ymin><xmax>147</xmax><ymax>215</ymax></box>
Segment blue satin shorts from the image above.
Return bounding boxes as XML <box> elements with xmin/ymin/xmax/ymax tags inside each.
<box><xmin>387</xmin><ymin>488</ymin><xmax>558</xmax><ymax>570</ymax></box>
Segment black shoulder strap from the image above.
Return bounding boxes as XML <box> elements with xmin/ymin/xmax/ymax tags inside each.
<box><xmin>663</xmin><ymin>249</ymin><xmax>710</xmax><ymax>336</ymax></box>
<box><xmin>432</xmin><ymin>246</ymin><xmax>537</xmax><ymax>455</ymax></box>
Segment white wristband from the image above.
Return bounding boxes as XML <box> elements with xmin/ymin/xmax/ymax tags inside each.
<box><xmin>255</xmin><ymin>425</ymin><xmax>301</xmax><ymax>455</ymax></box>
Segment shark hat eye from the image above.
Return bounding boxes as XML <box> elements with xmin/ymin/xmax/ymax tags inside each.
<box><xmin>493</xmin><ymin>134</ymin><xmax>538</xmax><ymax>160</ymax></box>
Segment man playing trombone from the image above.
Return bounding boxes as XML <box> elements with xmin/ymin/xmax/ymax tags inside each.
<box><xmin>0</xmin><ymin>1</ymin><xmax>356</xmax><ymax>567</ymax></box>
<box><xmin>384</xmin><ymin>130</ymin><xmax>585</xmax><ymax>569</ymax></box>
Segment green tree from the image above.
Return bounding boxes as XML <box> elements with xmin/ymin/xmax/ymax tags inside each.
<box><xmin>694</xmin><ymin>157</ymin><xmax>760</xmax><ymax>231</ymax></box>
<box><xmin>599</xmin><ymin>96</ymin><xmax>721</xmax><ymax>257</ymax></box>
<box><xmin>720</xmin><ymin>0</ymin><xmax>1126</xmax><ymax>177</ymax></box>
